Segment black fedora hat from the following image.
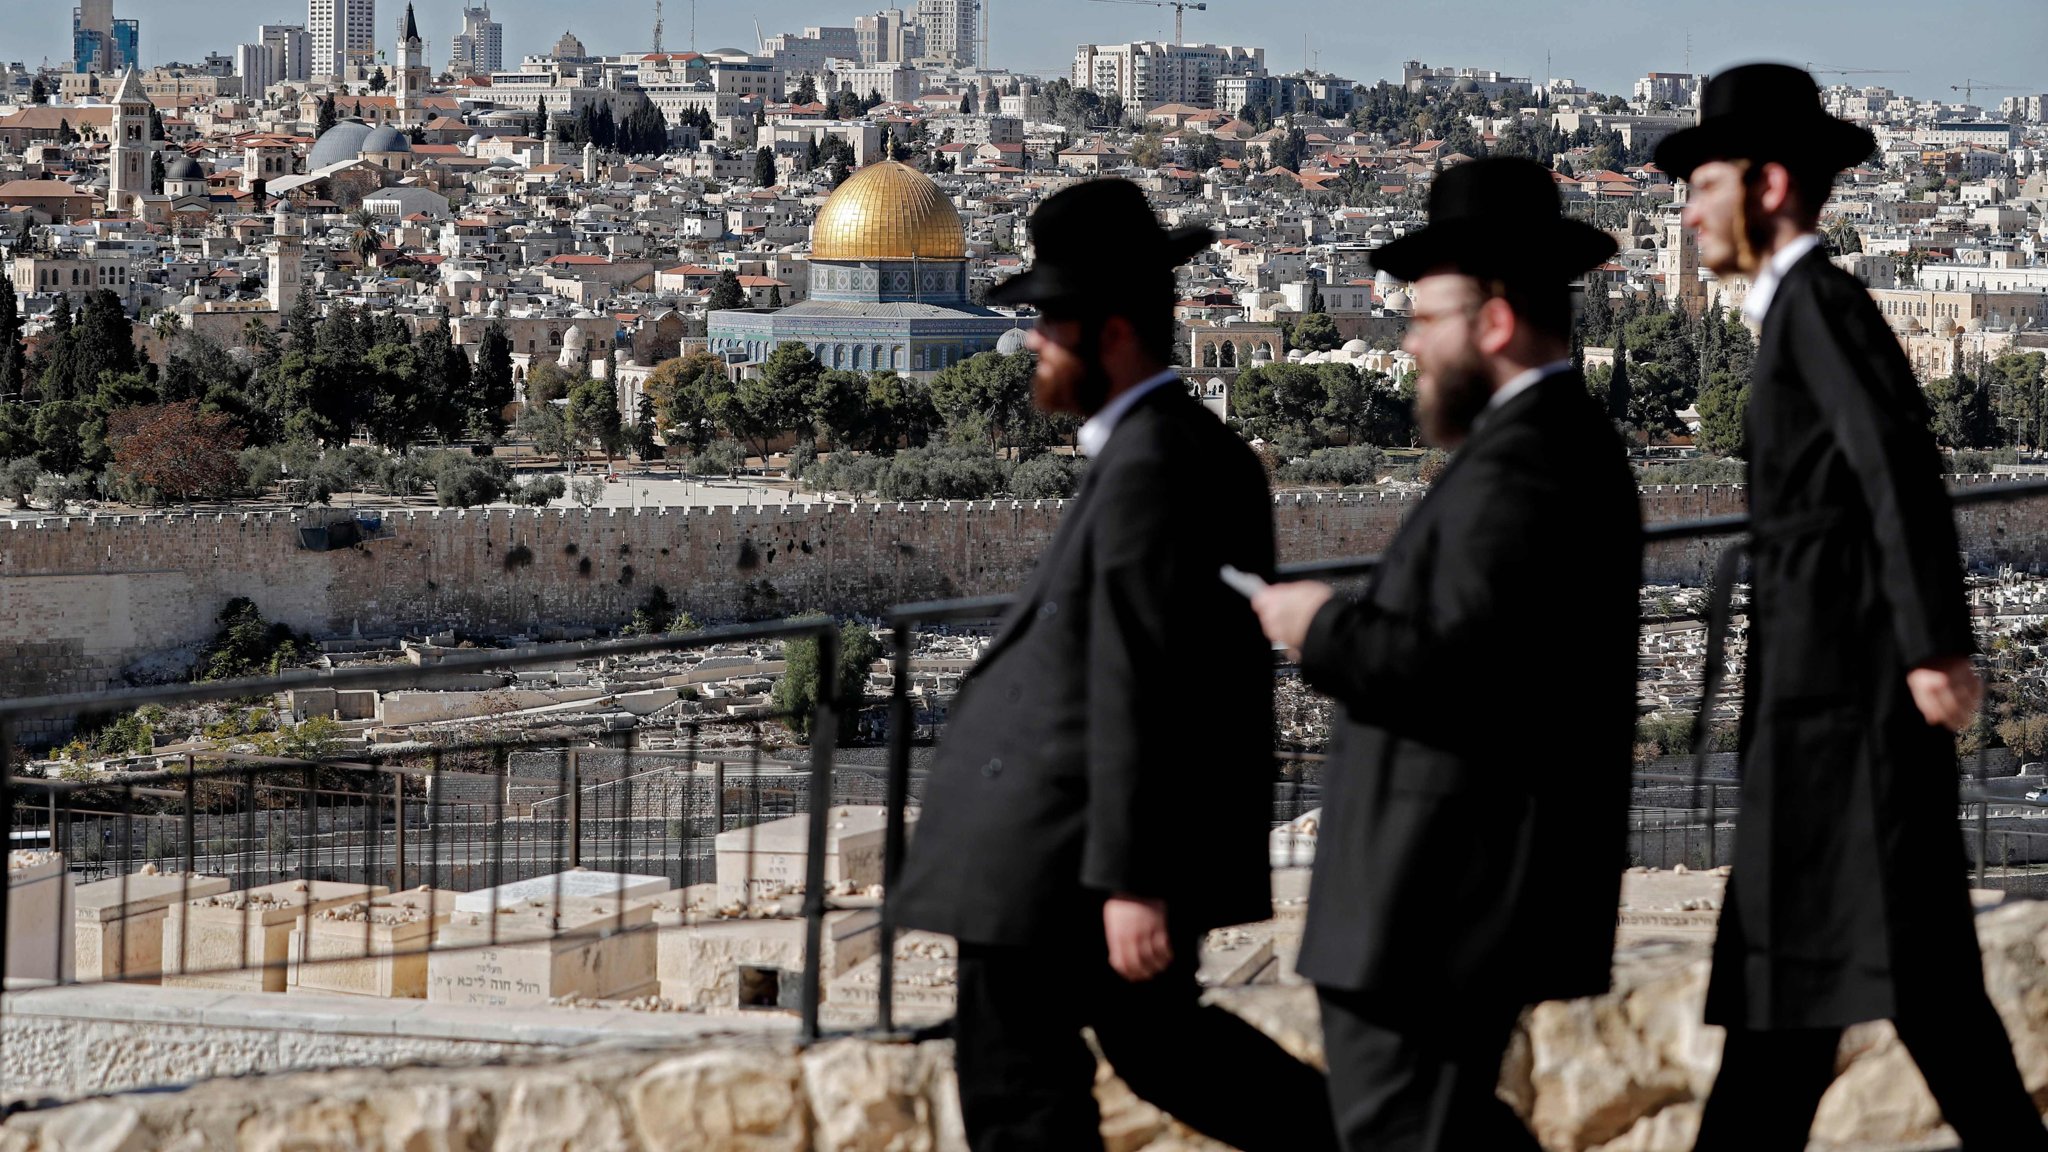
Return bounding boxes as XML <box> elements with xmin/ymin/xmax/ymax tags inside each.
<box><xmin>1654</xmin><ymin>62</ymin><xmax>1876</xmax><ymax>181</ymax></box>
<box><xmin>987</xmin><ymin>178</ymin><xmax>1214</xmax><ymax>308</ymax></box>
<box><xmin>1369</xmin><ymin>157</ymin><xmax>1617</xmax><ymax>284</ymax></box>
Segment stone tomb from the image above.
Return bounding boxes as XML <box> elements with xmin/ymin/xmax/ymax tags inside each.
<box><xmin>288</xmin><ymin>886</ymin><xmax>460</xmax><ymax>998</ymax></box>
<box><xmin>648</xmin><ymin>888</ymin><xmax>880</xmax><ymax>1011</ymax></box>
<box><xmin>449</xmin><ymin>868</ymin><xmax>671</xmax><ymax>915</ymax></box>
<box><xmin>827</xmin><ymin>931</ymin><xmax>959</xmax><ymax>1028</ymax></box>
<box><xmin>74</xmin><ymin>867</ymin><xmax>231</xmax><ymax>983</ymax></box>
<box><xmin>427</xmin><ymin>893</ymin><xmax>659</xmax><ymax>1007</ymax></box>
<box><xmin>1615</xmin><ymin>866</ymin><xmax>1728</xmax><ymax>946</ymax></box>
<box><xmin>162</xmin><ymin>880</ymin><xmax>387</xmax><ymax>993</ymax></box>
<box><xmin>714</xmin><ymin>806</ymin><xmax>911</xmax><ymax>904</ymax></box>
<box><xmin>5</xmin><ymin>850</ymin><xmax>74</xmax><ymax>985</ymax></box>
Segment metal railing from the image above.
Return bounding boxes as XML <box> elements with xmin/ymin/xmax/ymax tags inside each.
<box><xmin>0</xmin><ymin>615</ymin><xmax>848</xmax><ymax>1044</ymax></box>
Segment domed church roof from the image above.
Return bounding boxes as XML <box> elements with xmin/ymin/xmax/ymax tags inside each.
<box><xmin>362</xmin><ymin>125</ymin><xmax>413</xmax><ymax>153</ymax></box>
<box><xmin>810</xmin><ymin>161</ymin><xmax>966</xmax><ymax>262</ymax></box>
<box><xmin>309</xmin><ymin>119</ymin><xmax>374</xmax><ymax>169</ymax></box>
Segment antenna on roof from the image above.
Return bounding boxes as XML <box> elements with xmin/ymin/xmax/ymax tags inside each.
<box><xmin>653</xmin><ymin>0</ymin><xmax>664</xmax><ymax>54</ymax></box>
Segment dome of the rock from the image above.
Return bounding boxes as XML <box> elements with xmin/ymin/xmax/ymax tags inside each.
<box><xmin>810</xmin><ymin>161</ymin><xmax>966</xmax><ymax>262</ymax></box>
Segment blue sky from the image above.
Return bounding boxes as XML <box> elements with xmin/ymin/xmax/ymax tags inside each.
<box><xmin>12</xmin><ymin>0</ymin><xmax>2043</xmax><ymax>105</ymax></box>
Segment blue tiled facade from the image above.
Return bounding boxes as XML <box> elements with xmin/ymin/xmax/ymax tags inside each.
<box><xmin>708</xmin><ymin>257</ymin><xmax>1028</xmax><ymax>377</ymax></box>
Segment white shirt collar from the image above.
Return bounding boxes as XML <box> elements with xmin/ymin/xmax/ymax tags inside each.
<box><xmin>1482</xmin><ymin>358</ymin><xmax>1575</xmax><ymax>417</ymax></box>
<box><xmin>1077</xmin><ymin>369</ymin><xmax>1180</xmax><ymax>458</ymax></box>
<box><xmin>1741</xmin><ymin>232</ymin><xmax>1822</xmax><ymax>326</ymax></box>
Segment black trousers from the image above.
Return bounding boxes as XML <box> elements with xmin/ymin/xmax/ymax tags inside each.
<box><xmin>953</xmin><ymin>927</ymin><xmax>1339</xmax><ymax>1152</ymax></box>
<box><xmin>1316</xmin><ymin>985</ymin><xmax>1540</xmax><ymax>1152</ymax></box>
<box><xmin>1697</xmin><ymin>987</ymin><xmax>2048</xmax><ymax>1151</ymax></box>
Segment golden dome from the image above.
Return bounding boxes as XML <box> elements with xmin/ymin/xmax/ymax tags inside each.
<box><xmin>810</xmin><ymin>161</ymin><xmax>966</xmax><ymax>261</ymax></box>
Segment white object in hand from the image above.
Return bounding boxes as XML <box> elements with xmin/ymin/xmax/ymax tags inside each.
<box><xmin>1219</xmin><ymin>565</ymin><xmax>1269</xmax><ymax>598</ymax></box>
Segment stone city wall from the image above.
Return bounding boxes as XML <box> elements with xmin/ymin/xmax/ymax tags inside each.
<box><xmin>4</xmin><ymin>478</ymin><xmax>2046</xmax><ymax>727</ymax></box>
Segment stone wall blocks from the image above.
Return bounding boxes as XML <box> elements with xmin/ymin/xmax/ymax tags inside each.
<box><xmin>33</xmin><ymin>1100</ymin><xmax>152</xmax><ymax>1152</ymax></box>
<box><xmin>234</xmin><ymin>1096</ymin><xmax>383</xmax><ymax>1152</ymax></box>
<box><xmin>801</xmin><ymin>1039</ymin><xmax>933</xmax><ymax>1152</ymax></box>
<box><xmin>628</xmin><ymin>1047</ymin><xmax>808</xmax><ymax>1152</ymax></box>
<box><xmin>493</xmin><ymin>1070</ymin><xmax>632</xmax><ymax>1152</ymax></box>
<box><xmin>914</xmin><ymin>1041</ymin><xmax>967</xmax><ymax>1152</ymax></box>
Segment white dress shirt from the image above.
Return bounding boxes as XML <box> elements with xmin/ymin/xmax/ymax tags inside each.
<box><xmin>1741</xmin><ymin>232</ymin><xmax>1822</xmax><ymax>326</ymax></box>
<box><xmin>1484</xmin><ymin>357</ymin><xmax>1576</xmax><ymax>417</ymax></box>
<box><xmin>1077</xmin><ymin>369</ymin><xmax>1181</xmax><ymax>458</ymax></box>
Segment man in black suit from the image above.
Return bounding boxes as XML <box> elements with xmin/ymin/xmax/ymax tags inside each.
<box><xmin>1252</xmin><ymin>158</ymin><xmax>1642</xmax><ymax>1152</ymax></box>
<box><xmin>1658</xmin><ymin>63</ymin><xmax>2047</xmax><ymax>1150</ymax></box>
<box><xmin>893</xmin><ymin>179</ymin><xmax>1338</xmax><ymax>1152</ymax></box>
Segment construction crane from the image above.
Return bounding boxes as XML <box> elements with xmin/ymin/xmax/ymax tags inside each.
<box><xmin>1803</xmin><ymin>62</ymin><xmax>1905</xmax><ymax>78</ymax></box>
<box><xmin>1952</xmin><ymin>79</ymin><xmax>2021</xmax><ymax>105</ymax></box>
<box><xmin>1086</xmin><ymin>0</ymin><xmax>1208</xmax><ymax>47</ymax></box>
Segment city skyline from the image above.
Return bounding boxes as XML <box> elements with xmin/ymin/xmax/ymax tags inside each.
<box><xmin>7</xmin><ymin>0</ymin><xmax>2041</xmax><ymax>106</ymax></box>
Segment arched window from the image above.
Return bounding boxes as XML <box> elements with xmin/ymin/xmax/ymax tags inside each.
<box><xmin>1220</xmin><ymin>341</ymin><xmax>1236</xmax><ymax>367</ymax></box>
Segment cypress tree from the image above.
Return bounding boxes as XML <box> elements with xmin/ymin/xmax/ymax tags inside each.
<box><xmin>0</xmin><ymin>271</ymin><xmax>22</xmax><ymax>399</ymax></box>
<box><xmin>1608</xmin><ymin>335</ymin><xmax>1632</xmax><ymax>426</ymax></box>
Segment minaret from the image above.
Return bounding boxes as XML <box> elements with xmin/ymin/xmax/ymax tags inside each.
<box><xmin>107</xmin><ymin>66</ymin><xmax>153</xmax><ymax>215</ymax></box>
<box><xmin>268</xmin><ymin>199</ymin><xmax>304</xmax><ymax>311</ymax></box>
<box><xmin>583</xmin><ymin>141</ymin><xmax>599</xmax><ymax>182</ymax></box>
<box><xmin>544</xmin><ymin>118</ymin><xmax>560</xmax><ymax>166</ymax></box>
<box><xmin>396</xmin><ymin>4</ymin><xmax>424</xmax><ymax>124</ymax></box>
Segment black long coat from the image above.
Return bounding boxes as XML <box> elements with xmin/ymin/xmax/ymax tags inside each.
<box><xmin>1707</xmin><ymin>247</ymin><xmax>1982</xmax><ymax>1031</ymax></box>
<box><xmin>894</xmin><ymin>384</ymin><xmax>1279</xmax><ymax>946</ymax></box>
<box><xmin>1294</xmin><ymin>372</ymin><xmax>1641</xmax><ymax>1005</ymax></box>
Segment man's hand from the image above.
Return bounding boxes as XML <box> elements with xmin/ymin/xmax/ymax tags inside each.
<box><xmin>1251</xmin><ymin>581</ymin><xmax>1335</xmax><ymax>661</ymax></box>
<box><xmin>1104</xmin><ymin>895</ymin><xmax>1171</xmax><ymax>982</ymax></box>
<box><xmin>1907</xmin><ymin>655</ymin><xmax>1982</xmax><ymax>732</ymax></box>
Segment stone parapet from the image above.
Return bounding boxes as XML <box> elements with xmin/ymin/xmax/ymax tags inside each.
<box><xmin>11</xmin><ymin>889</ymin><xmax>2048</xmax><ymax>1148</ymax></box>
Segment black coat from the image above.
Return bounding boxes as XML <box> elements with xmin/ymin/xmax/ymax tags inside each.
<box><xmin>894</xmin><ymin>384</ymin><xmax>1279</xmax><ymax>946</ymax></box>
<box><xmin>1294</xmin><ymin>371</ymin><xmax>1641</xmax><ymax>1005</ymax></box>
<box><xmin>1707</xmin><ymin>247</ymin><xmax>1981</xmax><ymax>1031</ymax></box>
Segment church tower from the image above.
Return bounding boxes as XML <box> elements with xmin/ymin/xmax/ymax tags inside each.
<box><xmin>395</xmin><ymin>4</ymin><xmax>424</xmax><ymax>124</ymax></box>
<box><xmin>268</xmin><ymin>199</ymin><xmax>304</xmax><ymax>312</ymax></box>
<box><xmin>107</xmin><ymin>66</ymin><xmax>154</xmax><ymax>216</ymax></box>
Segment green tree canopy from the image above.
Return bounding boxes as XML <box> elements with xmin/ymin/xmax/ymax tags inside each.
<box><xmin>643</xmin><ymin>350</ymin><xmax>729</xmax><ymax>454</ymax></box>
<box><xmin>471</xmin><ymin>321</ymin><xmax>515</xmax><ymax>438</ymax></box>
<box><xmin>1693</xmin><ymin>372</ymin><xmax>1749</xmax><ymax>458</ymax></box>
<box><xmin>708</xmin><ymin>270</ymin><xmax>747</xmax><ymax>311</ymax></box>
<box><xmin>729</xmin><ymin>343</ymin><xmax>820</xmax><ymax>456</ymax></box>
<box><xmin>929</xmin><ymin>351</ymin><xmax>1035</xmax><ymax>455</ymax></box>
<box><xmin>566</xmin><ymin>377</ymin><xmax>626</xmax><ymax>463</ymax></box>
<box><xmin>1290</xmin><ymin>312</ymin><xmax>1341</xmax><ymax>352</ymax></box>
<box><xmin>773</xmin><ymin>622</ymin><xmax>883</xmax><ymax>743</ymax></box>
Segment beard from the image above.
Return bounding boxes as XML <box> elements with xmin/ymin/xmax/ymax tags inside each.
<box><xmin>1416</xmin><ymin>346</ymin><xmax>1493</xmax><ymax>448</ymax></box>
<box><xmin>1703</xmin><ymin>177</ymin><xmax>1777</xmax><ymax>277</ymax></box>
